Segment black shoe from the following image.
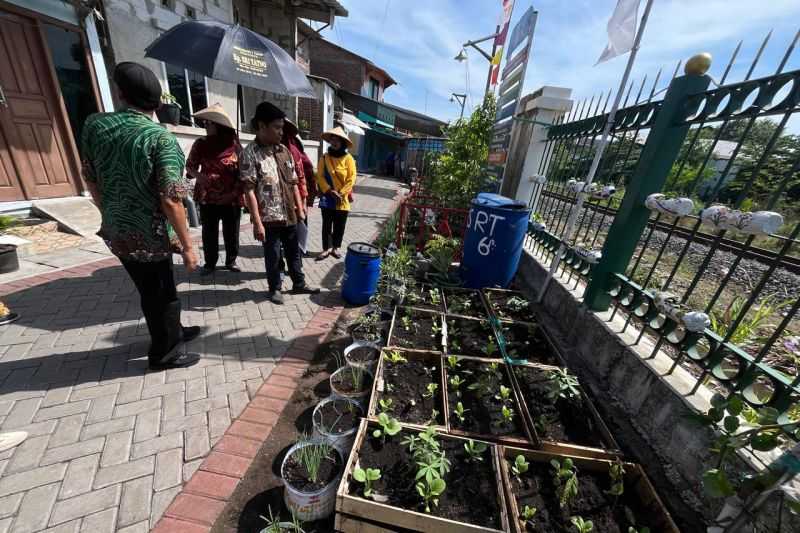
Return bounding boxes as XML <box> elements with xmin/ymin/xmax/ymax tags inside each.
<box><xmin>291</xmin><ymin>284</ymin><xmax>320</xmax><ymax>295</ymax></box>
<box><xmin>225</xmin><ymin>262</ymin><xmax>242</xmax><ymax>273</ymax></box>
<box><xmin>182</xmin><ymin>326</ymin><xmax>201</xmax><ymax>342</ymax></box>
<box><xmin>268</xmin><ymin>290</ymin><xmax>285</xmax><ymax>304</ymax></box>
<box><xmin>200</xmin><ymin>266</ymin><xmax>215</xmax><ymax>276</ymax></box>
<box><xmin>149</xmin><ymin>352</ymin><xmax>201</xmax><ymax>370</ymax></box>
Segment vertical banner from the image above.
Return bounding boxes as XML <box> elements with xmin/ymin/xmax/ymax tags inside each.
<box><xmin>488</xmin><ymin>0</ymin><xmax>516</xmax><ymax>90</ymax></box>
<box><xmin>486</xmin><ymin>6</ymin><xmax>538</xmax><ymax>190</ymax></box>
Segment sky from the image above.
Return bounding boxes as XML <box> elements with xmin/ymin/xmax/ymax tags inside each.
<box><xmin>306</xmin><ymin>0</ymin><xmax>800</xmax><ymax>125</ymax></box>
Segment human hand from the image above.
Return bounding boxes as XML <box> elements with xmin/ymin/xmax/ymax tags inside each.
<box><xmin>331</xmin><ymin>190</ymin><xmax>342</xmax><ymax>200</ymax></box>
<box><xmin>182</xmin><ymin>247</ymin><xmax>199</xmax><ymax>272</ymax></box>
<box><xmin>253</xmin><ymin>222</ymin><xmax>266</xmax><ymax>242</ymax></box>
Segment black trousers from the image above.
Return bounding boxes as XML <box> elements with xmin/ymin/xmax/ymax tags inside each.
<box><xmin>200</xmin><ymin>204</ymin><xmax>241</xmax><ymax>268</ymax></box>
<box><xmin>263</xmin><ymin>224</ymin><xmax>305</xmax><ymax>292</ymax></box>
<box><xmin>121</xmin><ymin>257</ymin><xmax>182</xmax><ymax>364</ymax></box>
<box><xmin>321</xmin><ymin>208</ymin><xmax>349</xmax><ymax>250</ymax></box>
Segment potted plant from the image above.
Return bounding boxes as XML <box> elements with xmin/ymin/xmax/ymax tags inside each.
<box><xmin>157</xmin><ymin>93</ymin><xmax>182</xmax><ymax>125</ymax></box>
<box><xmin>298</xmin><ymin>118</ymin><xmax>311</xmax><ymax>138</ymax></box>
<box><xmin>312</xmin><ymin>396</ymin><xmax>364</xmax><ymax>454</ymax></box>
<box><xmin>348</xmin><ymin>311</ymin><xmax>386</xmax><ymax>344</ymax></box>
<box><xmin>344</xmin><ymin>341</ymin><xmax>380</xmax><ymax>372</ymax></box>
<box><xmin>281</xmin><ymin>436</ymin><xmax>343</xmax><ymax>521</ymax></box>
<box><xmin>0</xmin><ymin>215</ymin><xmax>20</xmax><ymax>274</ymax></box>
<box><xmin>259</xmin><ymin>507</ymin><xmax>305</xmax><ymax>533</ymax></box>
<box><xmin>330</xmin><ymin>363</ymin><xmax>374</xmax><ymax>405</ymax></box>
<box><xmin>424</xmin><ymin>234</ymin><xmax>461</xmax><ymax>286</ymax></box>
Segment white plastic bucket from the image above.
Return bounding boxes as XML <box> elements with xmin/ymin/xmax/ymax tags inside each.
<box><xmin>281</xmin><ymin>441</ymin><xmax>342</xmax><ymax>522</ymax></box>
<box><xmin>329</xmin><ymin>365</ymin><xmax>374</xmax><ymax>405</ymax></box>
<box><xmin>344</xmin><ymin>340</ymin><xmax>380</xmax><ymax>373</ymax></box>
<box><xmin>312</xmin><ymin>396</ymin><xmax>363</xmax><ymax>455</ymax></box>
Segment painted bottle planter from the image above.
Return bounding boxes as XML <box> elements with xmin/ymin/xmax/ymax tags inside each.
<box><xmin>281</xmin><ymin>440</ymin><xmax>343</xmax><ymax>521</ymax></box>
<box><xmin>573</xmin><ymin>246</ymin><xmax>601</xmax><ymax>264</ymax></box>
<box><xmin>529</xmin><ymin>220</ymin><xmax>546</xmax><ymax>233</ymax></box>
<box><xmin>590</xmin><ymin>184</ymin><xmax>616</xmax><ymax>199</ymax></box>
<box><xmin>700</xmin><ymin>205</ymin><xmax>784</xmax><ymax>236</ymax></box>
<box><xmin>566</xmin><ymin>179</ymin><xmax>585</xmax><ymax>195</ymax></box>
<box><xmin>530</xmin><ymin>174</ymin><xmax>547</xmax><ymax>184</ymax></box>
<box><xmin>312</xmin><ymin>397</ymin><xmax>364</xmax><ymax>455</ymax></box>
<box><xmin>645</xmin><ymin>193</ymin><xmax>695</xmax><ymax>217</ymax></box>
<box><xmin>652</xmin><ymin>291</ymin><xmax>710</xmax><ymax>333</ymax></box>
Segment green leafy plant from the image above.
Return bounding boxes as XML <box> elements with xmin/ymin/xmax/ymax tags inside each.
<box><xmin>520</xmin><ymin>505</ymin><xmax>538</xmax><ymax>526</ymax></box>
<box><xmin>449</xmin><ymin>375</ymin><xmax>465</xmax><ymax>397</ymax></box>
<box><xmin>453</xmin><ymin>401</ymin><xmax>468</xmax><ymax>423</ymax></box>
<box><xmin>511</xmin><ymin>454</ymin><xmax>529</xmax><ymax>478</ymax></box>
<box><xmin>495</xmin><ymin>385</ymin><xmax>512</xmax><ymax>403</ymax></box>
<box><xmin>627</xmin><ymin>527</ymin><xmax>651</xmax><ymax>533</ymax></box>
<box><xmin>551</xmin><ymin>458</ymin><xmax>579</xmax><ymax>508</ymax></box>
<box><xmin>424</xmin><ymin>234</ymin><xmax>461</xmax><ymax>275</ymax></box>
<box><xmin>506</xmin><ymin>296</ymin><xmax>530</xmax><ymax>313</ymax></box>
<box><xmin>431</xmin><ymin>322</ymin><xmax>442</xmax><ymax>337</ymax></box>
<box><xmin>497</xmin><ymin>405</ymin><xmax>515</xmax><ymax>426</ymax></box>
<box><xmin>160</xmin><ymin>92</ymin><xmax>181</xmax><ymax>108</ymax></box>
<box><xmin>0</xmin><ymin>215</ymin><xmax>18</xmax><ymax>234</ymax></box>
<box><xmin>446</xmin><ymin>355</ymin><xmax>460</xmax><ymax>370</ymax></box>
<box><xmin>383</xmin><ymin>350</ymin><xmax>407</xmax><ymax>364</ymax></box>
<box><xmin>534</xmin><ymin>413</ymin><xmax>558</xmax><ymax>436</ymax></box>
<box><xmin>606</xmin><ymin>458</ymin><xmax>626</xmax><ymax>501</ymax></box>
<box><xmin>570</xmin><ymin>516</ymin><xmax>593</xmax><ymax>533</ymax></box>
<box><xmin>483</xmin><ymin>338</ymin><xmax>499</xmax><ymax>357</ymax></box>
<box><xmin>423</xmin><ymin>382</ymin><xmax>438</xmax><ymax>398</ymax></box>
<box><xmin>416</xmin><ymin>477</ymin><xmax>446</xmax><ymax>513</ymax></box>
<box><xmin>378</xmin><ymin>398</ymin><xmax>393</xmax><ymax>413</ymax></box>
<box><xmin>259</xmin><ymin>506</ymin><xmax>305</xmax><ymax>533</ymax></box>
<box><xmin>349</xmin><ymin>365</ymin><xmax>366</xmax><ymax>392</ymax></box>
<box><xmin>710</xmin><ymin>295</ymin><xmax>788</xmax><ymax>347</ymax></box>
<box><xmin>463</xmin><ymin>439</ymin><xmax>486</xmax><ymax>462</ymax></box>
<box><xmin>545</xmin><ymin>368</ymin><xmax>581</xmax><ymax>403</ymax></box>
<box><xmin>372</xmin><ymin>412</ymin><xmax>401</xmax><ymax>441</ymax></box>
<box><xmin>401</xmin><ymin>314</ymin><xmax>413</xmax><ymax>331</ymax></box>
<box><xmin>295</xmin><ymin>440</ymin><xmax>335</xmax><ymax>484</ymax></box>
<box><xmin>429</xmin><ymin>288</ymin><xmax>442</xmax><ymax>306</ymax></box>
<box><xmin>352</xmin><ymin>467</ymin><xmax>381</xmax><ymax>498</ymax></box>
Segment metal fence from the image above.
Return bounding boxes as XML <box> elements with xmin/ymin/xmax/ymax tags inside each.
<box><xmin>525</xmin><ymin>31</ymin><xmax>800</xmax><ymax>422</ymax></box>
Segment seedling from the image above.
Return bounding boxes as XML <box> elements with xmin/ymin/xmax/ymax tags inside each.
<box><xmin>446</xmin><ymin>355</ymin><xmax>460</xmax><ymax>370</ymax></box>
<box><xmin>416</xmin><ymin>454</ymin><xmax>449</xmax><ymax>484</ymax></box>
<box><xmin>416</xmin><ymin>477</ymin><xmax>446</xmax><ymax>513</ymax></box>
<box><xmin>453</xmin><ymin>401</ymin><xmax>469</xmax><ymax>423</ymax></box>
<box><xmin>606</xmin><ymin>458</ymin><xmax>626</xmax><ymax>500</ymax></box>
<box><xmin>349</xmin><ymin>365</ymin><xmax>366</xmax><ymax>392</ymax></box>
<box><xmin>429</xmin><ymin>409</ymin><xmax>440</xmax><ymax>423</ymax></box>
<box><xmin>495</xmin><ymin>385</ymin><xmax>512</xmax><ymax>403</ymax></box>
<box><xmin>506</xmin><ymin>295</ymin><xmax>530</xmax><ymax>313</ymax></box>
<box><xmin>551</xmin><ymin>458</ymin><xmax>579</xmax><ymax>508</ymax></box>
<box><xmin>378</xmin><ymin>398</ymin><xmax>393</xmax><ymax>414</ymax></box>
<box><xmin>383</xmin><ymin>350</ymin><xmax>407</xmax><ymax>364</ymax></box>
<box><xmin>385</xmin><ymin>382</ymin><xmax>395</xmax><ymax>393</ymax></box>
<box><xmin>570</xmin><ymin>516</ymin><xmax>593</xmax><ymax>533</ymax></box>
<box><xmin>627</xmin><ymin>528</ymin><xmax>651</xmax><ymax>533</ymax></box>
<box><xmin>352</xmin><ymin>467</ymin><xmax>381</xmax><ymax>498</ymax></box>
<box><xmin>534</xmin><ymin>413</ymin><xmax>559</xmax><ymax>436</ymax></box>
<box><xmin>520</xmin><ymin>505</ymin><xmax>537</xmax><ymax>525</ymax></box>
<box><xmin>483</xmin><ymin>338</ymin><xmax>499</xmax><ymax>357</ymax></box>
<box><xmin>331</xmin><ymin>349</ymin><xmax>345</xmax><ymax>369</ymax></box>
<box><xmin>423</xmin><ymin>382</ymin><xmax>438</xmax><ymax>398</ymax></box>
<box><xmin>449</xmin><ymin>375</ymin><xmax>465</xmax><ymax>397</ymax></box>
<box><xmin>401</xmin><ymin>315</ymin><xmax>413</xmax><ymax>331</ymax></box>
<box><xmin>372</xmin><ymin>413</ymin><xmax>401</xmax><ymax>441</ymax></box>
<box><xmin>431</xmin><ymin>322</ymin><xmax>442</xmax><ymax>337</ymax></box>
<box><xmin>546</xmin><ymin>368</ymin><xmax>581</xmax><ymax>403</ymax></box>
<box><xmin>429</xmin><ymin>289</ymin><xmax>441</xmax><ymax>306</ymax></box>
<box><xmin>450</xmin><ymin>338</ymin><xmax>462</xmax><ymax>352</ymax></box>
<box><xmin>295</xmin><ymin>439</ymin><xmax>334</xmax><ymax>484</ymax></box>
<box><xmin>511</xmin><ymin>454</ymin><xmax>529</xmax><ymax>478</ymax></box>
<box><xmin>259</xmin><ymin>506</ymin><xmax>305</xmax><ymax>533</ymax></box>
<box><xmin>497</xmin><ymin>405</ymin><xmax>515</xmax><ymax>426</ymax></box>
<box><xmin>463</xmin><ymin>439</ymin><xmax>486</xmax><ymax>462</ymax></box>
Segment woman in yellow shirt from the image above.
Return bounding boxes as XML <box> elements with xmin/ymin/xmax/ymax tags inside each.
<box><xmin>316</xmin><ymin>126</ymin><xmax>357</xmax><ymax>260</ymax></box>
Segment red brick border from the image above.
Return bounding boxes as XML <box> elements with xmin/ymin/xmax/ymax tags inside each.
<box><xmin>0</xmin><ymin>256</ymin><xmax>119</xmax><ymax>297</ymax></box>
<box><xmin>151</xmin><ymin>190</ymin><xmax>406</xmax><ymax>532</ymax></box>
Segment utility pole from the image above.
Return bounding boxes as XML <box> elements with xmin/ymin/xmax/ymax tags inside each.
<box><xmin>450</xmin><ymin>93</ymin><xmax>467</xmax><ymax>119</ymax></box>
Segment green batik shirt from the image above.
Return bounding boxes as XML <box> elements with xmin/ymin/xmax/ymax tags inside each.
<box><xmin>80</xmin><ymin>109</ymin><xmax>188</xmax><ymax>262</ymax></box>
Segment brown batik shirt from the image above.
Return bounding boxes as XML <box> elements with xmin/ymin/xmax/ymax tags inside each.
<box><xmin>238</xmin><ymin>141</ymin><xmax>299</xmax><ymax>227</ymax></box>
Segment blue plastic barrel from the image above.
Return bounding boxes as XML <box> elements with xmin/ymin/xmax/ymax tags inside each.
<box><xmin>460</xmin><ymin>193</ymin><xmax>531</xmax><ymax>289</ymax></box>
<box><xmin>342</xmin><ymin>242</ymin><xmax>382</xmax><ymax>305</ymax></box>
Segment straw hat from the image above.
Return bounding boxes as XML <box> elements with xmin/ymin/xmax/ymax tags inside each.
<box><xmin>321</xmin><ymin>126</ymin><xmax>353</xmax><ymax>148</ymax></box>
<box><xmin>283</xmin><ymin>117</ymin><xmax>299</xmax><ymax>137</ymax></box>
<box><xmin>193</xmin><ymin>103</ymin><xmax>235</xmax><ymax>130</ymax></box>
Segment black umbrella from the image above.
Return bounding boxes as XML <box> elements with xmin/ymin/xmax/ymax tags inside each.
<box><xmin>145</xmin><ymin>20</ymin><xmax>315</xmax><ymax>98</ymax></box>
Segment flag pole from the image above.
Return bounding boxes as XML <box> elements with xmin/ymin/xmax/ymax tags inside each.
<box><xmin>537</xmin><ymin>0</ymin><xmax>655</xmax><ymax>303</ymax></box>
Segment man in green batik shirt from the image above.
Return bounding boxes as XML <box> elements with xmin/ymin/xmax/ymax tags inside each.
<box><xmin>81</xmin><ymin>62</ymin><xmax>200</xmax><ymax>369</ymax></box>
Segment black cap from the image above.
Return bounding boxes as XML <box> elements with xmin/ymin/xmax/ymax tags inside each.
<box><xmin>251</xmin><ymin>101</ymin><xmax>286</xmax><ymax>130</ymax></box>
<box><xmin>114</xmin><ymin>62</ymin><xmax>162</xmax><ymax>111</ymax></box>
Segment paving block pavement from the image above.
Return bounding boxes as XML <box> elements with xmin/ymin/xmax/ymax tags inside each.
<box><xmin>0</xmin><ymin>175</ymin><xmax>403</xmax><ymax>532</ymax></box>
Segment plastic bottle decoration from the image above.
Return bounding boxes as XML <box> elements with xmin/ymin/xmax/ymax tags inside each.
<box><xmin>566</xmin><ymin>179</ymin><xmax>585</xmax><ymax>195</ymax></box>
<box><xmin>652</xmin><ymin>291</ymin><xmax>710</xmax><ymax>333</ymax></box>
<box><xmin>720</xmin><ymin>210</ymin><xmax>784</xmax><ymax>236</ymax></box>
<box><xmin>529</xmin><ymin>219</ymin><xmax>547</xmax><ymax>232</ymax></box>
<box><xmin>699</xmin><ymin>205</ymin><xmax>729</xmax><ymax>231</ymax></box>
<box><xmin>530</xmin><ymin>174</ymin><xmax>547</xmax><ymax>184</ymax></box>
<box><xmin>645</xmin><ymin>193</ymin><xmax>695</xmax><ymax>218</ymax></box>
<box><xmin>574</xmin><ymin>247</ymin><xmax>602</xmax><ymax>264</ymax></box>
<box><xmin>592</xmin><ymin>184</ymin><xmax>616</xmax><ymax>199</ymax></box>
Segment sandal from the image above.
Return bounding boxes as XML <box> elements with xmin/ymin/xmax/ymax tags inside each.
<box><xmin>316</xmin><ymin>251</ymin><xmax>331</xmax><ymax>261</ymax></box>
<box><xmin>331</xmin><ymin>249</ymin><xmax>342</xmax><ymax>259</ymax></box>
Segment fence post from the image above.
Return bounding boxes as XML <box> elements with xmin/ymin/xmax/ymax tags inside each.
<box><xmin>583</xmin><ymin>70</ymin><xmax>712</xmax><ymax>312</ymax></box>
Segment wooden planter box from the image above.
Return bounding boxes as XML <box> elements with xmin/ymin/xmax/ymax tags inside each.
<box><xmin>367</xmin><ymin>349</ymin><xmax>447</xmax><ymax>431</ymax></box>
<box><xmin>508</xmin><ymin>362</ymin><xmax>621</xmax><ymax>460</ymax></box>
<box><xmin>402</xmin><ymin>284</ymin><xmax>446</xmax><ymax>314</ymax></box>
<box><xmin>443</xmin><ymin>315</ymin><xmax>503</xmax><ymax>359</ymax></box>
<box><xmin>482</xmin><ymin>289</ymin><xmax>537</xmax><ymax>325</ymax></box>
<box><xmin>498</xmin><ymin>446</ymin><xmax>679</xmax><ymax>533</ymax></box>
<box><xmin>387</xmin><ymin>307</ymin><xmax>446</xmax><ymax>354</ymax></box>
<box><xmin>336</xmin><ymin>419</ymin><xmax>511</xmax><ymax>532</ymax></box>
<box><xmin>442</xmin><ymin>287</ymin><xmax>490</xmax><ymax>319</ymax></box>
<box><xmin>442</xmin><ymin>355</ymin><xmax>536</xmax><ymax>448</ymax></box>
<box><xmin>496</xmin><ymin>320</ymin><xmax>564</xmax><ymax>367</ymax></box>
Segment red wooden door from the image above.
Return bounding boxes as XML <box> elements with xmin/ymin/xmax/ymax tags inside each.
<box><xmin>0</xmin><ymin>9</ymin><xmax>79</xmax><ymax>200</ymax></box>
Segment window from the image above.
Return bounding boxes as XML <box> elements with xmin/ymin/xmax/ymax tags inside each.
<box><xmin>368</xmin><ymin>77</ymin><xmax>380</xmax><ymax>100</ymax></box>
<box><xmin>185</xmin><ymin>6</ymin><xmax>196</xmax><ymax>19</ymax></box>
<box><xmin>165</xmin><ymin>63</ymin><xmax>208</xmax><ymax>126</ymax></box>
<box><xmin>160</xmin><ymin>0</ymin><xmax>173</xmax><ymax>9</ymax></box>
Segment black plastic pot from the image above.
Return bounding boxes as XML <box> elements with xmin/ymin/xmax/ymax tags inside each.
<box><xmin>0</xmin><ymin>244</ymin><xmax>19</xmax><ymax>274</ymax></box>
<box><xmin>156</xmin><ymin>104</ymin><xmax>181</xmax><ymax>126</ymax></box>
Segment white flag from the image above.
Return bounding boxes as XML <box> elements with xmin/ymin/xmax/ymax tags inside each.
<box><xmin>596</xmin><ymin>0</ymin><xmax>641</xmax><ymax>64</ymax></box>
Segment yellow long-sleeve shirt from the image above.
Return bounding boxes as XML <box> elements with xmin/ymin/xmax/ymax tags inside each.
<box><xmin>316</xmin><ymin>153</ymin><xmax>357</xmax><ymax>211</ymax></box>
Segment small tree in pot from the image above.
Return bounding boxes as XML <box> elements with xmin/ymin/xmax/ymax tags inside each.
<box><xmin>156</xmin><ymin>93</ymin><xmax>182</xmax><ymax>125</ymax></box>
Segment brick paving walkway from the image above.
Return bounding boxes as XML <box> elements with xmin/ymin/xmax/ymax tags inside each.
<box><xmin>0</xmin><ymin>175</ymin><xmax>402</xmax><ymax>533</ymax></box>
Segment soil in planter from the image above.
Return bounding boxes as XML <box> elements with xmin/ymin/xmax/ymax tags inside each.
<box><xmin>347</xmin><ymin>345</ymin><xmax>379</xmax><ymax>365</ymax></box>
<box><xmin>331</xmin><ymin>367</ymin><xmax>374</xmax><ymax>395</ymax></box>
<box><xmin>351</xmin><ymin>429</ymin><xmax>503</xmax><ymax>529</ymax></box>
<box><xmin>404</xmin><ymin>284</ymin><xmax>445</xmax><ymax>312</ymax></box>
<box><xmin>507</xmin><ymin>457</ymin><xmax>651</xmax><ymax>532</ymax></box>
<box><xmin>513</xmin><ymin>366</ymin><xmax>605</xmax><ymax>447</ymax></box>
<box><xmin>379</xmin><ymin>358</ymin><xmax>444</xmax><ymax>425</ymax></box>
<box><xmin>444</xmin><ymin>288</ymin><xmax>487</xmax><ymax>317</ymax></box>
<box><xmin>315</xmin><ymin>398</ymin><xmax>361</xmax><ymax>435</ymax></box>
<box><xmin>283</xmin><ymin>446</ymin><xmax>343</xmax><ymax>492</ymax></box>
<box><xmin>446</xmin><ymin>358</ymin><xmax>526</xmax><ymax>439</ymax></box>
<box><xmin>446</xmin><ymin>316</ymin><xmax>498</xmax><ymax>358</ymax></box>
<box><xmin>390</xmin><ymin>308</ymin><xmax>442</xmax><ymax>351</ymax></box>
<box><xmin>486</xmin><ymin>291</ymin><xmax>537</xmax><ymax>323</ymax></box>
<box><xmin>500</xmin><ymin>322</ymin><xmax>560</xmax><ymax>365</ymax></box>
<box><xmin>350</xmin><ymin>319</ymin><xmax>390</xmax><ymax>344</ymax></box>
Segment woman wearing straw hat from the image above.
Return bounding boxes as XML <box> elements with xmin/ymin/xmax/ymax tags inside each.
<box><xmin>316</xmin><ymin>126</ymin><xmax>356</xmax><ymax>260</ymax></box>
<box><xmin>186</xmin><ymin>104</ymin><xmax>244</xmax><ymax>275</ymax></box>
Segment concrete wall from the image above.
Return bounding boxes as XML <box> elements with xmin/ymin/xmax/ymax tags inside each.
<box><xmin>514</xmin><ymin>250</ymin><xmax>797</xmax><ymax>532</ymax></box>
<box><xmin>104</xmin><ymin>0</ymin><xmax>238</xmax><ymax>123</ymax></box>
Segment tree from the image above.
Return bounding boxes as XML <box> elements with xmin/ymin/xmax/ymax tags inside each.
<box><xmin>427</xmin><ymin>94</ymin><xmax>497</xmax><ymax>208</ymax></box>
